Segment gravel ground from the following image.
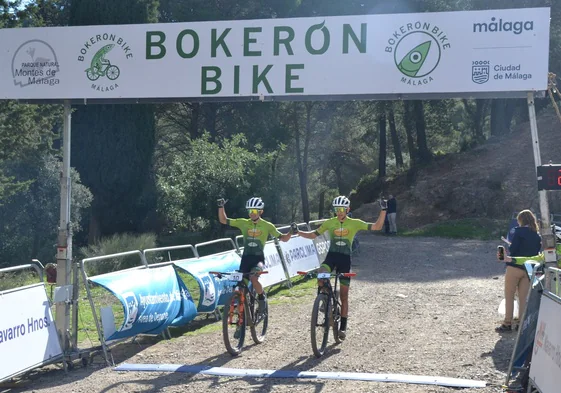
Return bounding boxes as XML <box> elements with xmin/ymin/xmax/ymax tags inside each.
<box><xmin>4</xmin><ymin>235</ymin><xmax>517</xmax><ymax>393</ymax></box>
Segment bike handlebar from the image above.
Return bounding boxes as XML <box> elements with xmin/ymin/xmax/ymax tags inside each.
<box><xmin>209</xmin><ymin>271</ymin><xmax>269</xmax><ymax>278</ymax></box>
<box><xmin>297</xmin><ymin>271</ymin><xmax>356</xmax><ymax>278</ymax></box>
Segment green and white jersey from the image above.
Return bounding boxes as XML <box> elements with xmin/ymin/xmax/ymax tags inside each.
<box><xmin>228</xmin><ymin>218</ymin><xmax>282</xmax><ymax>256</ymax></box>
<box><xmin>315</xmin><ymin>217</ymin><xmax>371</xmax><ymax>256</ymax></box>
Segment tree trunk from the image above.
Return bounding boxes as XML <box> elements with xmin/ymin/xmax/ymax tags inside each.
<box><xmin>204</xmin><ymin>103</ymin><xmax>218</xmax><ymax>141</ymax></box>
<box><xmin>490</xmin><ymin>99</ymin><xmax>513</xmax><ymax>136</ymax></box>
<box><xmin>413</xmin><ymin>101</ymin><xmax>431</xmax><ymax>164</ymax></box>
<box><xmin>378</xmin><ymin>113</ymin><xmax>387</xmax><ymax>179</ymax></box>
<box><xmin>388</xmin><ymin>105</ymin><xmax>403</xmax><ymax>168</ymax></box>
<box><xmin>88</xmin><ymin>210</ymin><xmax>101</xmax><ymax>245</ymax></box>
<box><xmin>474</xmin><ymin>100</ymin><xmax>488</xmax><ymax>142</ymax></box>
<box><xmin>462</xmin><ymin>99</ymin><xmax>489</xmax><ymax>143</ymax></box>
<box><xmin>190</xmin><ymin>103</ymin><xmax>200</xmax><ymax>139</ymax></box>
<box><xmin>318</xmin><ymin>166</ymin><xmax>328</xmax><ymax>220</ymax></box>
<box><xmin>293</xmin><ymin>103</ymin><xmax>312</xmax><ymax>223</ymax></box>
<box><xmin>403</xmin><ymin>101</ymin><xmax>417</xmax><ymax>167</ymax></box>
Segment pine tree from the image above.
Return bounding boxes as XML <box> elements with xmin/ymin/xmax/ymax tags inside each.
<box><xmin>69</xmin><ymin>0</ymin><xmax>158</xmax><ymax>241</ymax></box>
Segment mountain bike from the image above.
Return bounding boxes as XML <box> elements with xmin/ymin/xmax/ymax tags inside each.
<box><xmin>210</xmin><ymin>271</ymin><xmax>269</xmax><ymax>356</ymax></box>
<box><xmin>297</xmin><ymin>270</ymin><xmax>356</xmax><ymax>358</ymax></box>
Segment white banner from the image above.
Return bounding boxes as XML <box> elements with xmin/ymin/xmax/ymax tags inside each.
<box><xmin>529</xmin><ymin>294</ymin><xmax>561</xmax><ymax>393</ymax></box>
<box><xmin>313</xmin><ymin>233</ymin><xmax>331</xmax><ymax>265</ymax></box>
<box><xmin>261</xmin><ymin>241</ymin><xmax>289</xmax><ymax>288</ymax></box>
<box><xmin>279</xmin><ymin>236</ymin><xmax>320</xmax><ymax>277</ymax></box>
<box><xmin>0</xmin><ymin>284</ymin><xmax>62</xmax><ymax>381</ymax></box>
<box><xmin>0</xmin><ymin>7</ymin><xmax>550</xmax><ymax>101</ymax></box>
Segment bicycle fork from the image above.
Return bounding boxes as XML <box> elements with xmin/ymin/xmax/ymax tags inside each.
<box><xmin>229</xmin><ymin>289</ymin><xmax>245</xmax><ymax>328</ymax></box>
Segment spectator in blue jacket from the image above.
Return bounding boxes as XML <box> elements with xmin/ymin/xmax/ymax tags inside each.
<box><xmin>496</xmin><ymin>209</ymin><xmax>541</xmax><ymax>333</ymax></box>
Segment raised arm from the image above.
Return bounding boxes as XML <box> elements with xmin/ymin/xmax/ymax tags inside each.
<box><xmin>367</xmin><ymin>199</ymin><xmax>387</xmax><ymax>231</ymax></box>
<box><xmin>217</xmin><ymin>198</ymin><xmax>228</xmax><ymax>225</ymax></box>
<box><xmin>369</xmin><ymin>209</ymin><xmax>387</xmax><ymax>231</ymax></box>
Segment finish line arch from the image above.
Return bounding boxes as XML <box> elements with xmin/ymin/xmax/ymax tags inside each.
<box><xmin>0</xmin><ymin>6</ymin><xmax>554</xmax><ymax>382</ymax></box>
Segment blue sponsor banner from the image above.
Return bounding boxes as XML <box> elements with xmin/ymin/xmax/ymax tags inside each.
<box><xmin>89</xmin><ymin>265</ymin><xmax>196</xmax><ymax>341</ymax></box>
<box><xmin>174</xmin><ymin>251</ymin><xmax>241</xmax><ymax>313</ymax></box>
<box><xmin>169</xmin><ymin>269</ymin><xmax>198</xmax><ymax>327</ymax></box>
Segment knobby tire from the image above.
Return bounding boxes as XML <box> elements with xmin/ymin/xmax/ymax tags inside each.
<box><xmin>222</xmin><ymin>292</ymin><xmax>245</xmax><ymax>356</ymax></box>
<box><xmin>311</xmin><ymin>294</ymin><xmax>330</xmax><ymax>358</ymax></box>
<box><xmin>250</xmin><ymin>289</ymin><xmax>268</xmax><ymax>344</ymax></box>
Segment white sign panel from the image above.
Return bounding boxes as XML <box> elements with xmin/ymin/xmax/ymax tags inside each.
<box><xmin>0</xmin><ymin>284</ymin><xmax>62</xmax><ymax>381</ymax></box>
<box><xmin>279</xmin><ymin>236</ymin><xmax>320</xmax><ymax>277</ymax></box>
<box><xmin>0</xmin><ymin>7</ymin><xmax>550</xmax><ymax>101</ymax></box>
<box><xmin>529</xmin><ymin>294</ymin><xmax>561</xmax><ymax>393</ymax></box>
<box><xmin>260</xmin><ymin>241</ymin><xmax>289</xmax><ymax>288</ymax></box>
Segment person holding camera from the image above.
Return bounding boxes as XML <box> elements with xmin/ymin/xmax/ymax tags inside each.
<box><xmin>495</xmin><ymin>209</ymin><xmax>541</xmax><ymax>332</ymax></box>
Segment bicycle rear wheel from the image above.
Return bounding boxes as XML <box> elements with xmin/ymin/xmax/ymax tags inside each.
<box><xmin>250</xmin><ymin>289</ymin><xmax>268</xmax><ymax>344</ymax></box>
<box><xmin>222</xmin><ymin>292</ymin><xmax>246</xmax><ymax>356</ymax></box>
<box><xmin>311</xmin><ymin>294</ymin><xmax>330</xmax><ymax>358</ymax></box>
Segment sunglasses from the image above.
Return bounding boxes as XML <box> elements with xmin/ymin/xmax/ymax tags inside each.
<box><xmin>333</xmin><ymin>207</ymin><xmax>347</xmax><ymax>213</ymax></box>
<box><xmin>247</xmin><ymin>209</ymin><xmax>260</xmax><ymax>215</ymax></box>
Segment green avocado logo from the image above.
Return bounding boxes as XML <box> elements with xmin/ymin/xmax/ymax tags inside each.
<box><xmin>394</xmin><ymin>32</ymin><xmax>441</xmax><ymax>79</ymax></box>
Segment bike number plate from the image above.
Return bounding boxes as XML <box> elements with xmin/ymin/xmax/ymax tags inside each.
<box><xmin>226</xmin><ymin>273</ymin><xmax>243</xmax><ymax>281</ymax></box>
<box><xmin>317</xmin><ymin>273</ymin><xmax>331</xmax><ymax>279</ymax></box>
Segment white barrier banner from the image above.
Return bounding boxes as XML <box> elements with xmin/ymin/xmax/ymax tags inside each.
<box><xmin>0</xmin><ymin>284</ymin><xmax>62</xmax><ymax>381</ymax></box>
<box><xmin>0</xmin><ymin>7</ymin><xmax>550</xmax><ymax>101</ymax></box>
<box><xmin>261</xmin><ymin>241</ymin><xmax>289</xmax><ymax>288</ymax></box>
<box><xmin>529</xmin><ymin>294</ymin><xmax>561</xmax><ymax>393</ymax></box>
<box><xmin>279</xmin><ymin>236</ymin><xmax>320</xmax><ymax>276</ymax></box>
<box><xmin>313</xmin><ymin>233</ymin><xmax>331</xmax><ymax>265</ymax></box>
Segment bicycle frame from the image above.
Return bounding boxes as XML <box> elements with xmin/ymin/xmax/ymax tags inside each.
<box><xmin>298</xmin><ymin>270</ymin><xmax>356</xmax><ymax>357</ymax></box>
<box><xmin>210</xmin><ymin>270</ymin><xmax>269</xmax><ymax>356</ymax></box>
<box><xmin>210</xmin><ymin>271</ymin><xmax>267</xmax><ymax>327</ymax></box>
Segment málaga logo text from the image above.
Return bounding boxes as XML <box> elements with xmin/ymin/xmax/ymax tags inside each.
<box><xmin>385</xmin><ymin>21</ymin><xmax>451</xmax><ymax>86</ymax></box>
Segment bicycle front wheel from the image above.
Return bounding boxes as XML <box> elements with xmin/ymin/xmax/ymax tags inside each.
<box><xmin>311</xmin><ymin>294</ymin><xmax>330</xmax><ymax>358</ymax></box>
<box><xmin>222</xmin><ymin>292</ymin><xmax>246</xmax><ymax>356</ymax></box>
<box><xmin>250</xmin><ymin>290</ymin><xmax>268</xmax><ymax>344</ymax></box>
<box><xmin>332</xmin><ymin>298</ymin><xmax>342</xmax><ymax>344</ymax></box>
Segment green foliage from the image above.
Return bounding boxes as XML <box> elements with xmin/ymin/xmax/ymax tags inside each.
<box><xmin>0</xmin><ymin>102</ymin><xmax>62</xmax><ymax>201</ymax></box>
<box><xmin>0</xmin><ymin>154</ymin><xmax>92</xmax><ymax>267</ymax></box>
<box><xmin>402</xmin><ymin>218</ymin><xmax>508</xmax><ymax>240</ymax></box>
<box><xmin>79</xmin><ymin>232</ymin><xmax>157</xmax><ymax>275</ymax></box>
<box><xmin>156</xmin><ymin>133</ymin><xmax>270</xmax><ymax>231</ymax></box>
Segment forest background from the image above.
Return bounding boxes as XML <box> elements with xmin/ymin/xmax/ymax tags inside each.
<box><xmin>1</xmin><ymin>0</ymin><xmax>560</xmax><ymax>267</ymax></box>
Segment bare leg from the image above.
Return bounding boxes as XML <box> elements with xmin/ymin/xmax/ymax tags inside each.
<box><xmin>250</xmin><ymin>262</ymin><xmax>265</xmax><ymax>295</ymax></box>
<box><xmin>340</xmin><ymin>285</ymin><xmax>349</xmax><ymax>318</ymax></box>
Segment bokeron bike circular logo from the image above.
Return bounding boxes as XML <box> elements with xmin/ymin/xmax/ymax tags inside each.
<box><xmin>385</xmin><ymin>22</ymin><xmax>451</xmax><ymax>86</ymax></box>
<box><xmin>77</xmin><ymin>33</ymin><xmax>133</xmax><ymax>92</ymax></box>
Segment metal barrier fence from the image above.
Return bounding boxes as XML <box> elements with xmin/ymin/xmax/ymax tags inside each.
<box><xmin>143</xmin><ymin>244</ymin><xmax>198</xmax><ymax>264</ymax></box>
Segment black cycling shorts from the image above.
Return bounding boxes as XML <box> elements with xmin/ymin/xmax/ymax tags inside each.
<box><xmin>321</xmin><ymin>252</ymin><xmax>351</xmax><ymax>275</ymax></box>
<box><xmin>239</xmin><ymin>254</ymin><xmax>265</xmax><ymax>274</ymax></box>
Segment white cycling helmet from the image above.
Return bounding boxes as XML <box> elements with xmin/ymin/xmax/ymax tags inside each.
<box><xmin>332</xmin><ymin>195</ymin><xmax>350</xmax><ymax>208</ymax></box>
<box><xmin>246</xmin><ymin>197</ymin><xmax>265</xmax><ymax>209</ymax></box>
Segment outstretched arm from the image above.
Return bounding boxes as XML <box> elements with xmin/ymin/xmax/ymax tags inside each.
<box><xmin>297</xmin><ymin>230</ymin><xmax>319</xmax><ymax>240</ymax></box>
<box><xmin>279</xmin><ymin>233</ymin><xmax>292</xmax><ymax>242</ymax></box>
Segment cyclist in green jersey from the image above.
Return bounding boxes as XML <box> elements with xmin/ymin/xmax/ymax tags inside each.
<box><xmin>218</xmin><ymin>197</ymin><xmax>292</xmax><ymax>312</ymax></box>
<box><xmin>294</xmin><ymin>195</ymin><xmax>387</xmax><ymax>340</ymax></box>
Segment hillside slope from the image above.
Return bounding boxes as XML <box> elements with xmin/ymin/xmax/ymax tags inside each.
<box><xmin>353</xmin><ymin>106</ymin><xmax>561</xmax><ymax>230</ymax></box>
